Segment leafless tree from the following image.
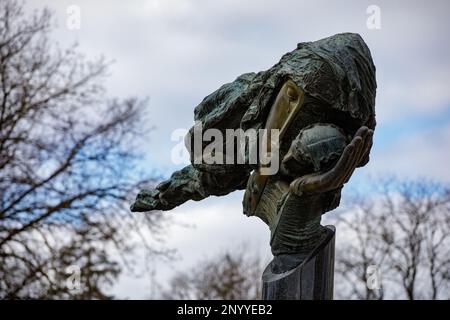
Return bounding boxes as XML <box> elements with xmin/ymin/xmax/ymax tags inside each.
<box><xmin>333</xmin><ymin>178</ymin><xmax>450</xmax><ymax>300</ymax></box>
<box><xmin>0</xmin><ymin>0</ymin><xmax>168</xmax><ymax>299</ymax></box>
<box><xmin>160</xmin><ymin>179</ymin><xmax>449</xmax><ymax>300</ymax></box>
<box><xmin>162</xmin><ymin>248</ymin><xmax>264</xmax><ymax>300</ymax></box>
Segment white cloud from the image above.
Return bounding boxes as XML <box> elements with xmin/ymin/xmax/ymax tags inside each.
<box><xmin>25</xmin><ymin>0</ymin><xmax>450</xmax><ymax>298</ymax></box>
<box><xmin>29</xmin><ymin>0</ymin><xmax>450</xmax><ymax>167</ymax></box>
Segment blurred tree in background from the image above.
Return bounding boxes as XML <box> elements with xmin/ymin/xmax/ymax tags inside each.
<box><xmin>334</xmin><ymin>179</ymin><xmax>450</xmax><ymax>300</ymax></box>
<box><xmin>0</xmin><ymin>0</ymin><xmax>168</xmax><ymax>299</ymax></box>
<box><xmin>2</xmin><ymin>0</ymin><xmax>449</xmax><ymax>302</ymax></box>
<box><xmin>162</xmin><ymin>248</ymin><xmax>263</xmax><ymax>300</ymax></box>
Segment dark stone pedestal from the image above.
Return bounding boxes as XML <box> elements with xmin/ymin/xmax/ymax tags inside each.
<box><xmin>262</xmin><ymin>225</ymin><xmax>335</xmax><ymax>300</ymax></box>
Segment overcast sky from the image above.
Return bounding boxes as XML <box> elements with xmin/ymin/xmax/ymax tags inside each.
<box><xmin>28</xmin><ymin>0</ymin><xmax>450</xmax><ymax>298</ymax></box>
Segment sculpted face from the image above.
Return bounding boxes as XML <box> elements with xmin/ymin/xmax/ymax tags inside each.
<box><xmin>263</xmin><ymin>80</ymin><xmax>304</xmax><ymax>138</ymax></box>
<box><xmin>242</xmin><ymin>78</ymin><xmax>373</xmax><ymax>256</ymax></box>
<box><xmin>242</xmin><ymin>80</ymin><xmax>305</xmax><ymax>216</ymax></box>
<box><xmin>243</xmin><ymin>78</ymin><xmax>349</xmax><ymax>210</ymax></box>
<box><xmin>243</xmin><ymin>79</ymin><xmax>349</xmax><ymax>222</ymax></box>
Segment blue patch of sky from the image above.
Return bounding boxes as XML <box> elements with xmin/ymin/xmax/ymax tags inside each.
<box><xmin>373</xmin><ymin>104</ymin><xmax>450</xmax><ymax>152</ymax></box>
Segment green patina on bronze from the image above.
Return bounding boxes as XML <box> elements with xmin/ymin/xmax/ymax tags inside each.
<box><xmin>131</xmin><ymin>33</ymin><xmax>376</xmax><ymax>263</ymax></box>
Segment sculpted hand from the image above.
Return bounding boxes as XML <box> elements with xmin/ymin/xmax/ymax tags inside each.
<box><xmin>289</xmin><ymin>126</ymin><xmax>374</xmax><ymax>195</ymax></box>
<box><xmin>130</xmin><ymin>180</ymin><xmax>172</xmax><ymax>212</ymax></box>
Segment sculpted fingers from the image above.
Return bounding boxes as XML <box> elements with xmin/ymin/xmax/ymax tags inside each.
<box><xmin>360</xmin><ymin>129</ymin><xmax>374</xmax><ymax>165</ymax></box>
<box><xmin>130</xmin><ymin>189</ymin><xmax>161</xmax><ymax>212</ymax></box>
<box><xmin>353</xmin><ymin>127</ymin><xmax>369</xmax><ymax>166</ymax></box>
<box><xmin>288</xmin><ymin>126</ymin><xmax>373</xmax><ymax>196</ymax></box>
<box><xmin>343</xmin><ymin>128</ymin><xmax>373</xmax><ymax>183</ymax></box>
<box><xmin>289</xmin><ymin>137</ymin><xmax>358</xmax><ymax>195</ymax></box>
<box><xmin>322</xmin><ymin>137</ymin><xmax>359</xmax><ymax>189</ymax></box>
<box><xmin>156</xmin><ymin>180</ymin><xmax>171</xmax><ymax>192</ymax></box>
<box><xmin>340</xmin><ymin>135</ymin><xmax>365</xmax><ymax>184</ymax></box>
<box><xmin>289</xmin><ymin>173</ymin><xmax>317</xmax><ymax>195</ymax></box>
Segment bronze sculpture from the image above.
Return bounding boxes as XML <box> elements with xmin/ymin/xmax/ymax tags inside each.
<box><xmin>131</xmin><ymin>33</ymin><xmax>376</xmax><ymax>299</ymax></box>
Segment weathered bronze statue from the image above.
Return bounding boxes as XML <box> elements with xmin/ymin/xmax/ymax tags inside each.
<box><xmin>131</xmin><ymin>33</ymin><xmax>376</xmax><ymax>299</ymax></box>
